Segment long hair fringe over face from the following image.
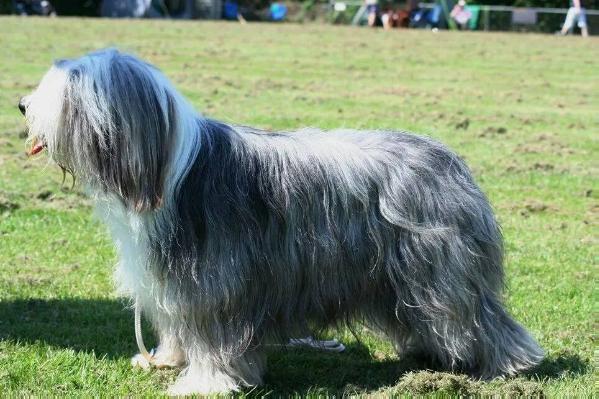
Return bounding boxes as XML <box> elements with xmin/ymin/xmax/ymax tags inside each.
<box><xmin>24</xmin><ymin>49</ymin><xmax>201</xmax><ymax>211</ymax></box>
<box><xmin>21</xmin><ymin>49</ymin><xmax>544</xmax><ymax>395</ymax></box>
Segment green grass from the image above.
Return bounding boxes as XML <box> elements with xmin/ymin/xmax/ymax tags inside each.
<box><xmin>0</xmin><ymin>17</ymin><xmax>597</xmax><ymax>396</ymax></box>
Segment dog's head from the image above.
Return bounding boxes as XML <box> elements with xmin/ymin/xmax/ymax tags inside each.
<box><xmin>20</xmin><ymin>49</ymin><xmax>179</xmax><ymax>211</ymax></box>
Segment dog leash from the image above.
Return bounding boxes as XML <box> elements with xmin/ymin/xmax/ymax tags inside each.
<box><xmin>134</xmin><ymin>296</ymin><xmax>155</xmax><ymax>365</ymax></box>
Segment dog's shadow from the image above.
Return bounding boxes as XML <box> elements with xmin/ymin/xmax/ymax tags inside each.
<box><xmin>0</xmin><ymin>298</ymin><xmax>590</xmax><ymax>394</ymax></box>
<box><xmin>0</xmin><ymin>298</ymin><xmax>140</xmax><ymax>358</ymax></box>
<box><xmin>261</xmin><ymin>347</ymin><xmax>590</xmax><ymax>395</ymax></box>
<box><xmin>262</xmin><ymin>343</ymin><xmax>429</xmax><ymax>394</ymax></box>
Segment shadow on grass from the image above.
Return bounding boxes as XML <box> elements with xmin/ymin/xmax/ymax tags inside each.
<box><xmin>260</xmin><ymin>346</ymin><xmax>431</xmax><ymax>395</ymax></box>
<box><xmin>0</xmin><ymin>298</ymin><xmax>590</xmax><ymax>395</ymax></box>
<box><xmin>0</xmin><ymin>298</ymin><xmax>139</xmax><ymax>358</ymax></box>
<box><xmin>526</xmin><ymin>351</ymin><xmax>590</xmax><ymax>379</ymax></box>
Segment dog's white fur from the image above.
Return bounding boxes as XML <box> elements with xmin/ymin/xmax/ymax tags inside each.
<box><xmin>97</xmin><ymin>197</ymin><xmax>220</xmax><ymax>394</ymax></box>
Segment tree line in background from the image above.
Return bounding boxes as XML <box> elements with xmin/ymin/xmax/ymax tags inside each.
<box><xmin>0</xmin><ymin>0</ymin><xmax>596</xmax><ymax>16</ymax></box>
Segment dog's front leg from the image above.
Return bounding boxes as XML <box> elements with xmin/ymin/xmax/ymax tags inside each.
<box><xmin>167</xmin><ymin>327</ymin><xmax>266</xmax><ymax>395</ymax></box>
<box><xmin>131</xmin><ymin>329</ymin><xmax>186</xmax><ymax>370</ymax></box>
<box><xmin>130</xmin><ymin>298</ymin><xmax>186</xmax><ymax>370</ymax></box>
<box><xmin>166</xmin><ymin>343</ymin><xmax>242</xmax><ymax>395</ymax></box>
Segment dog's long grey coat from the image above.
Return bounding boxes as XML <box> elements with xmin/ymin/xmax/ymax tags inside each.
<box><xmin>155</xmin><ymin>121</ymin><xmax>542</xmax><ymax>380</ymax></box>
<box><xmin>24</xmin><ymin>49</ymin><xmax>543</xmax><ymax>391</ymax></box>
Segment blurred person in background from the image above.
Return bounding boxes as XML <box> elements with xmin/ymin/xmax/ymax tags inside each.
<box><xmin>450</xmin><ymin>0</ymin><xmax>472</xmax><ymax>29</ymax></box>
<box><xmin>13</xmin><ymin>0</ymin><xmax>55</xmax><ymax>16</ymax></box>
<box><xmin>365</xmin><ymin>0</ymin><xmax>379</xmax><ymax>27</ymax></box>
<box><xmin>560</xmin><ymin>0</ymin><xmax>589</xmax><ymax>37</ymax></box>
<box><xmin>381</xmin><ymin>7</ymin><xmax>399</xmax><ymax>29</ymax></box>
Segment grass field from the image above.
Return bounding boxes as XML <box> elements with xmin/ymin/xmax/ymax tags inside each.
<box><xmin>0</xmin><ymin>17</ymin><xmax>597</xmax><ymax>396</ymax></box>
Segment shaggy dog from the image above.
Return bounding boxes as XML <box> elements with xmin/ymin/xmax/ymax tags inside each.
<box><xmin>19</xmin><ymin>49</ymin><xmax>543</xmax><ymax>394</ymax></box>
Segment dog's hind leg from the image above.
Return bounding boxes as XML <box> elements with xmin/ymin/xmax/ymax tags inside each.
<box><xmin>364</xmin><ymin>297</ymin><xmax>440</xmax><ymax>373</ymax></box>
<box><xmin>387</xmin><ymin>231</ymin><xmax>543</xmax><ymax>378</ymax></box>
<box><xmin>364</xmin><ymin>297</ymin><xmax>412</xmax><ymax>355</ymax></box>
<box><xmin>402</xmin><ymin>290</ymin><xmax>544</xmax><ymax>378</ymax></box>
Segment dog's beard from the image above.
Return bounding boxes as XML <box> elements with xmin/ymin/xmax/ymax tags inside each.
<box><xmin>58</xmin><ymin>163</ymin><xmax>77</xmax><ymax>190</ymax></box>
<box><xmin>25</xmin><ymin>127</ymin><xmax>76</xmax><ymax>190</ymax></box>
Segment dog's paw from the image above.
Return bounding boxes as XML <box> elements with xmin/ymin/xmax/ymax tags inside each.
<box><xmin>131</xmin><ymin>349</ymin><xmax>185</xmax><ymax>370</ymax></box>
<box><xmin>167</xmin><ymin>369</ymin><xmax>239</xmax><ymax>396</ymax></box>
<box><xmin>151</xmin><ymin>347</ymin><xmax>186</xmax><ymax>369</ymax></box>
<box><xmin>131</xmin><ymin>353</ymin><xmax>152</xmax><ymax>370</ymax></box>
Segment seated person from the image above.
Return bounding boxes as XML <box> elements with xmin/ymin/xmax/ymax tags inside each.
<box><xmin>381</xmin><ymin>8</ymin><xmax>399</xmax><ymax>29</ymax></box>
<box><xmin>381</xmin><ymin>2</ymin><xmax>412</xmax><ymax>29</ymax></box>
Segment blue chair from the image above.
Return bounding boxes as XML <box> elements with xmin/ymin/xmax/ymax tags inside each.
<box><xmin>223</xmin><ymin>0</ymin><xmax>239</xmax><ymax>20</ymax></box>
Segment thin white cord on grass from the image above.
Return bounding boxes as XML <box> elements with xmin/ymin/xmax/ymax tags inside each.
<box><xmin>287</xmin><ymin>336</ymin><xmax>346</xmax><ymax>352</ymax></box>
<box><xmin>135</xmin><ymin>297</ymin><xmax>345</xmax><ymax>364</ymax></box>
<box><xmin>135</xmin><ymin>296</ymin><xmax>155</xmax><ymax>364</ymax></box>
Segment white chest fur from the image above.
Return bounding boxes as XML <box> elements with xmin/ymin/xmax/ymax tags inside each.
<box><xmin>94</xmin><ymin>195</ymin><xmax>155</xmax><ymax>306</ymax></box>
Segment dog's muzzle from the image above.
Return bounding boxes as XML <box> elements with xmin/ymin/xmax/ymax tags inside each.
<box><xmin>19</xmin><ymin>97</ymin><xmax>47</xmax><ymax>156</ymax></box>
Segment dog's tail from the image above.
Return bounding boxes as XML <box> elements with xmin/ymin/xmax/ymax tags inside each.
<box><xmin>470</xmin><ymin>293</ymin><xmax>544</xmax><ymax>378</ymax></box>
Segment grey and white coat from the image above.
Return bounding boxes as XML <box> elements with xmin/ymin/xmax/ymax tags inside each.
<box><xmin>20</xmin><ymin>49</ymin><xmax>544</xmax><ymax>395</ymax></box>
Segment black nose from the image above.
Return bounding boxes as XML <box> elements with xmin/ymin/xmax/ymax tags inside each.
<box><xmin>18</xmin><ymin>97</ymin><xmax>26</xmax><ymax>116</ymax></box>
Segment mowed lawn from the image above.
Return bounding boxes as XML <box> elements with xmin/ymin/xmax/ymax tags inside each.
<box><xmin>0</xmin><ymin>17</ymin><xmax>597</xmax><ymax>396</ymax></box>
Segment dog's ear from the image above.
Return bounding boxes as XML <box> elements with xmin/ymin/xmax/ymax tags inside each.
<box><xmin>61</xmin><ymin>53</ymin><xmax>177</xmax><ymax>212</ymax></box>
